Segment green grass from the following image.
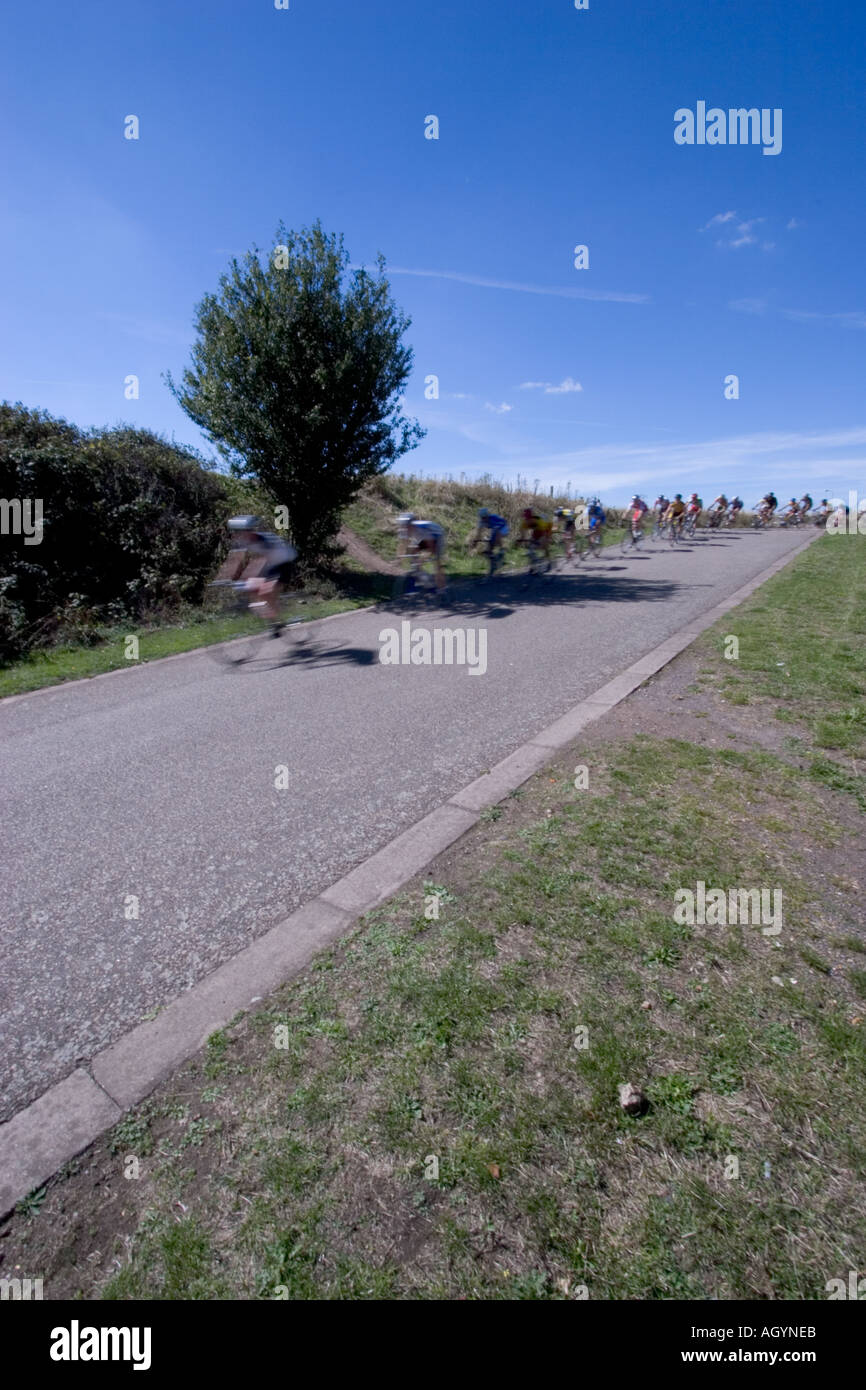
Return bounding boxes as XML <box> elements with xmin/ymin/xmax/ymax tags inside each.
<box><xmin>0</xmin><ymin>592</ymin><xmax>371</xmax><ymax>698</ymax></box>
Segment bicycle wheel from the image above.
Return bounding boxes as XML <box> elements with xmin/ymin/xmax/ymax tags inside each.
<box><xmin>620</xmin><ymin>530</ymin><xmax>636</xmax><ymax>555</ymax></box>
<box><xmin>486</xmin><ymin>545</ymin><xmax>504</xmax><ymax>579</ymax></box>
<box><xmin>205</xmin><ymin>586</ymin><xmax>271</xmax><ymax>665</ymax></box>
<box><xmin>392</xmin><ymin>569</ymin><xmax>419</xmax><ymax>601</ymax></box>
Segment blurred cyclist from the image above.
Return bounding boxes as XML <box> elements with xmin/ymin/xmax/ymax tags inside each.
<box><xmin>396</xmin><ymin>512</ymin><xmax>446</xmax><ymax>590</ymax></box>
<box><xmin>217</xmin><ymin>516</ymin><xmax>298</xmax><ymax>631</ymax></box>
<box><xmin>519</xmin><ymin>507</ymin><xmax>554</xmax><ymax>562</ymax></box>
<box><xmin>554</xmin><ymin>505</ymin><xmax>577</xmax><ymax>560</ymax></box>
<box><xmin>471</xmin><ymin>507</ymin><xmax>510</xmax><ymax>564</ymax></box>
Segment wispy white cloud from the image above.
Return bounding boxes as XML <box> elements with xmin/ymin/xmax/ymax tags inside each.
<box><xmin>718</xmin><ymin>217</ymin><xmax>766</xmax><ymax>249</ymax></box>
<box><xmin>730</xmin><ymin>300</ymin><xmax>866</xmax><ymax>330</ymax></box>
<box><xmin>520</xmin><ymin>377</ymin><xmax>583</xmax><ymax>394</ymax></box>
<box><xmin>484</xmin><ymin>401</ymin><xmax>513</xmax><ymax>414</ymax></box>
<box><xmin>786</xmin><ymin>218</ymin><xmax>800</xmax><ymax>230</ymax></box>
<box><xmin>705</xmin><ymin>214</ymin><xmax>775</xmax><ymax>251</ymax></box>
<box><xmin>781</xmin><ymin>309</ymin><xmax>866</xmax><ymax>330</ymax></box>
<box><xmin>729</xmin><ymin>298</ymin><xmax>769</xmax><ymax>315</ymax></box>
<box><xmin>385</xmin><ymin>266</ymin><xmax>649</xmax><ymax>304</ymax></box>
<box><xmin>701</xmin><ymin>211</ymin><xmax>737</xmax><ymax>229</ymax></box>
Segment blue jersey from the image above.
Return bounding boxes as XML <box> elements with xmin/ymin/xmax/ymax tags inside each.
<box><xmin>482</xmin><ymin>513</ymin><xmax>509</xmax><ymax>536</ymax></box>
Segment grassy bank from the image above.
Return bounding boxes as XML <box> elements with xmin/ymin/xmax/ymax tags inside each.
<box><xmin>5</xmin><ymin>532</ymin><xmax>865</xmax><ymax>1300</ymax></box>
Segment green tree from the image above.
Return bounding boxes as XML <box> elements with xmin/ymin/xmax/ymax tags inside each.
<box><xmin>167</xmin><ymin>222</ymin><xmax>424</xmax><ymax>560</ymax></box>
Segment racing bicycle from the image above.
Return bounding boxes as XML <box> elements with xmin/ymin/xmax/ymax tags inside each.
<box><xmin>206</xmin><ymin>581</ymin><xmax>304</xmax><ymax>666</ymax></box>
<box><xmin>392</xmin><ymin>547</ymin><xmax>443</xmax><ymax>602</ymax></box>
<box><xmin>575</xmin><ymin>527</ymin><xmax>604</xmax><ymax>560</ymax></box>
<box><xmin>620</xmin><ymin>519</ymin><xmax>646</xmax><ymax>554</ymax></box>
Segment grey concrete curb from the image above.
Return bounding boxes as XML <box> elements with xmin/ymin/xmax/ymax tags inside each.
<box><xmin>0</xmin><ymin>1071</ymin><xmax>121</xmax><ymax>1216</ymax></box>
<box><xmin>0</xmin><ymin>529</ymin><xmax>818</xmax><ymax>1214</ymax></box>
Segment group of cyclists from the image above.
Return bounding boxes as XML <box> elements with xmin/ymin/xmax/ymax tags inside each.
<box><xmin>216</xmin><ymin>488</ymin><xmax>832</xmax><ymax>627</ymax></box>
<box><xmin>392</xmin><ymin>489</ymin><xmax>835</xmax><ymax>587</ymax></box>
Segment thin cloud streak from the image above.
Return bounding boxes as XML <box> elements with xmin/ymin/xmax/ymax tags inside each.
<box><xmin>386</xmin><ymin>266</ymin><xmax>650</xmax><ymax>305</ymax></box>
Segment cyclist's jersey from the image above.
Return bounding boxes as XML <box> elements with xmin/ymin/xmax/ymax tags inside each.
<box><xmin>586</xmin><ymin>504</ymin><xmax>606</xmax><ymax>530</ymax></box>
<box><xmin>764</xmin><ymin>495</ymin><xmax>777</xmax><ymax>510</ymax></box>
<box><xmin>409</xmin><ymin>520</ymin><xmax>444</xmax><ymax>538</ymax></box>
<box><xmin>654</xmin><ymin>498</ymin><xmax>669</xmax><ymax>514</ymax></box>
<box><xmin>687</xmin><ymin>499</ymin><xmax>701</xmax><ymax>513</ymax></box>
<box><xmin>481</xmin><ymin>513</ymin><xmax>509</xmax><ymax>536</ymax></box>
<box><xmin>667</xmin><ymin>499</ymin><xmax>686</xmax><ymax>517</ymax></box>
<box><xmin>800</xmin><ymin>496</ymin><xmax>812</xmax><ymax>509</ymax></box>
<box><xmin>245</xmin><ymin>532</ymin><xmax>298</xmax><ymax>567</ymax></box>
<box><xmin>730</xmin><ymin>498</ymin><xmax>743</xmax><ymax>510</ymax></box>
<box><xmin>521</xmin><ymin>513</ymin><xmax>553</xmax><ymax>537</ymax></box>
<box><xmin>557</xmin><ymin>510</ymin><xmax>576</xmax><ymax>531</ymax></box>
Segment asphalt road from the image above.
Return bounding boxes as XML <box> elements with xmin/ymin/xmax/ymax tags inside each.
<box><xmin>0</xmin><ymin>526</ymin><xmax>808</xmax><ymax>1119</ymax></box>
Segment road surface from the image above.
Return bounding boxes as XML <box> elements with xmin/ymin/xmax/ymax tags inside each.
<box><xmin>0</xmin><ymin>526</ymin><xmax>809</xmax><ymax>1118</ymax></box>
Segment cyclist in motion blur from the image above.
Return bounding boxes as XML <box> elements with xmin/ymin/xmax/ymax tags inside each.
<box><xmin>470</xmin><ymin>507</ymin><xmax>510</xmax><ymax>574</ymax></box>
<box><xmin>554</xmin><ymin>506</ymin><xmax>578</xmax><ymax>561</ymax></box>
<box><xmin>216</xmin><ymin>516</ymin><xmax>299</xmax><ymax>634</ymax></box>
<box><xmin>665</xmin><ymin>494</ymin><xmax>687</xmax><ymax>536</ymax></box>
<box><xmin>518</xmin><ymin>507</ymin><xmax>554</xmax><ymax>564</ymax></box>
<box><xmin>396</xmin><ymin>512</ymin><xmax>446</xmax><ymax>591</ymax></box>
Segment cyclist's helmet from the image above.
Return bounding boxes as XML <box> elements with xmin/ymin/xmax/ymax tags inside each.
<box><xmin>675</xmin><ymin>494</ymin><xmax>683</xmax><ymax>501</ymax></box>
<box><xmin>227</xmin><ymin>515</ymin><xmax>261</xmax><ymax>532</ymax></box>
<box><xmin>523</xmin><ymin>507</ymin><xmax>534</xmax><ymax>519</ymax></box>
<box><xmin>478</xmin><ymin>507</ymin><xmax>489</xmax><ymax>519</ymax></box>
<box><xmin>396</xmin><ymin>512</ymin><xmax>415</xmax><ymax>525</ymax></box>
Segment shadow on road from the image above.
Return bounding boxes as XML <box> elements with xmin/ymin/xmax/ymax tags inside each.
<box><xmin>377</xmin><ymin>567</ymin><xmax>683</xmax><ymax>619</ymax></box>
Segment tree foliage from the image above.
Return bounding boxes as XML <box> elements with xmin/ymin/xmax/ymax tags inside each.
<box><xmin>0</xmin><ymin>403</ymin><xmax>229</xmax><ymax>661</ymax></box>
<box><xmin>166</xmin><ymin>222</ymin><xmax>424</xmax><ymax>559</ymax></box>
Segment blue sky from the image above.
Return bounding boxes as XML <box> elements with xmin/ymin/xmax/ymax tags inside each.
<box><xmin>2</xmin><ymin>0</ymin><xmax>864</xmax><ymax>504</ymax></box>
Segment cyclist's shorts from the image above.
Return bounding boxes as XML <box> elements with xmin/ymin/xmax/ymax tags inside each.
<box><xmin>413</xmin><ymin>533</ymin><xmax>444</xmax><ymax>557</ymax></box>
<box><xmin>561</xmin><ymin>516</ymin><xmax>576</xmax><ymax>532</ymax></box>
<box><xmin>261</xmin><ymin>559</ymin><xmax>296</xmax><ymax>584</ymax></box>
